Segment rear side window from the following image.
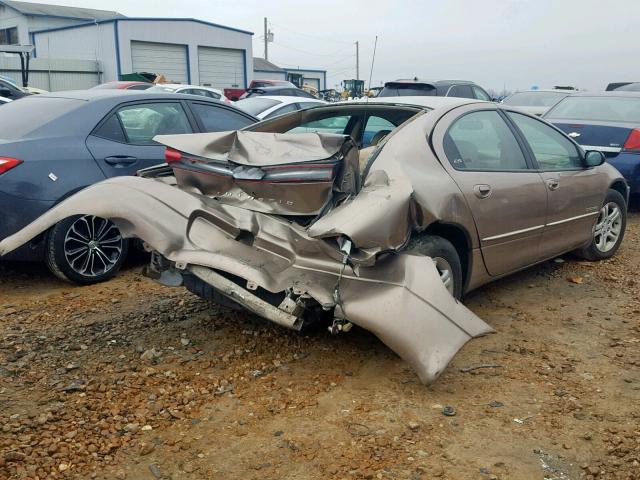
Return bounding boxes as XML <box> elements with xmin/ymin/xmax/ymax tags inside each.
<box><xmin>448</xmin><ymin>85</ymin><xmax>474</xmax><ymax>99</ymax></box>
<box><xmin>235</xmin><ymin>97</ymin><xmax>280</xmax><ymax>116</ymax></box>
<box><xmin>126</xmin><ymin>84</ymin><xmax>152</xmax><ymax>91</ymax></box>
<box><xmin>472</xmin><ymin>86</ymin><xmax>492</xmax><ymax>101</ymax></box>
<box><xmin>507</xmin><ymin>112</ymin><xmax>582</xmax><ymax>170</ymax></box>
<box><xmin>444</xmin><ymin>111</ymin><xmax>528</xmax><ymax>171</ymax></box>
<box><xmin>190</xmin><ymin>103</ymin><xmax>254</xmax><ymax>131</ymax></box>
<box><xmin>362</xmin><ymin>116</ymin><xmax>395</xmax><ymax>147</ymax></box>
<box><xmin>93</xmin><ymin>114</ymin><xmax>126</xmax><ymax>143</ymax></box>
<box><xmin>264</xmin><ymin>103</ymin><xmax>298</xmax><ymax>119</ymax></box>
<box><xmin>116</xmin><ymin>102</ymin><xmax>192</xmax><ymax>144</ymax></box>
<box><xmin>0</xmin><ymin>97</ymin><xmax>84</xmax><ymax>140</ymax></box>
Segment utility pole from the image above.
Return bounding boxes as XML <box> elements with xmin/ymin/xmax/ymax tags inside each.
<box><xmin>355</xmin><ymin>41</ymin><xmax>359</xmax><ymax>80</ymax></box>
<box><xmin>264</xmin><ymin>17</ymin><xmax>268</xmax><ymax>61</ymax></box>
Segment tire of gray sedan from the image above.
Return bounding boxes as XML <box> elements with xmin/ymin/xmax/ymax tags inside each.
<box><xmin>45</xmin><ymin>215</ymin><xmax>129</xmax><ymax>285</ymax></box>
<box><xmin>575</xmin><ymin>189</ymin><xmax>627</xmax><ymax>261</ymax></box>
<box><xmin>407</xmin><ymin>235</ymin><xmax>463</xmax><ymax>299</ymax></box>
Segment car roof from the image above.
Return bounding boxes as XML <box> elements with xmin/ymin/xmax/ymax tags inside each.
<box><xmin>565</xmin><ymin>91</ymin><xmax>640</xmax><ymax>98</ymax></box>
<box><xmin>343</xmin><ymin>96</ymin><xmax>481</xmax><ymax>109</ymax></box>
<box><xmin>384</xmin><ymin>79</ymin><xmax>477</xmax><ymax>87</ymax></box>
<box><xmin>30</xmin><ymin>90</ymin><xmax>227</xmax><ymax>103</ymax></box>
<box><xmin>240</xmin><ymin>95</ymin><xmax>324</xmax><ymax>104</ymax></box>
<box><xmin>510</xmin><ymin>89</ymin><xmax>573</xmax><ymax>94</ymax></box>
<box><xmin>153</xmin><ymin>83</ymin><xmax>221</xmax><ymax>90</ymax></box>
<box><xmin>249</xmin><ymin>85</ymin><xmax>300</xmax><ymax>91</ymax></box>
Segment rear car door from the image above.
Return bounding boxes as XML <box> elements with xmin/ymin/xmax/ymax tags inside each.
<box><xmin>86</xmin><ymin>101</ymin><xmax>194</xmax><ymax>177</ymax></box>
<box><xmin>433</xmin><ymin>107</ymin><xmax>548</xmax><ymax>276</ymax></box>
<box><xmin>506</xmin><ymin>111</ymin><xmax>604</xmax><ymax>257</ymax></box>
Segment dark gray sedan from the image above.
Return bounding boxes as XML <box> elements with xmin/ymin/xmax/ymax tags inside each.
<box><xmin>0</xmin><ymin>90</ymin><xmax>256</xmax><ymax>283</ymax></box>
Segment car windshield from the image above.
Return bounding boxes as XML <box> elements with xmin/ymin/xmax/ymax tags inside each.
<box><xmin>503</xmin><ymin>91</ymin><xmax>568</xmax><ymax>107</ymax></box>
<box><xmin>378</xmin><ymin>83</ymin><xmax>437</xmax><ymax>97</ymax></box>
<box><xmin>545</xmin><ymin>96</ymin><xmax>640</xmax><ymax>123</ymax></box>
<box><xmin>0</xmin><ymin>97</ymin><xmax>84</xmax><ymax>139</ymax></box>
<box><xmin>146</xmin><ymin>85</ymin><xmax>179</xmax><ymax>93</ymax></box>
<box><xmin>235</xmin><ymin>97</ymin><xmax>281</xmax><ymax>116</ymax></box>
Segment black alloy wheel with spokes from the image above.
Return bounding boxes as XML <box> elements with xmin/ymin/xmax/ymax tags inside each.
<box><xmin>45</xmin><ymin>215</ymin><xmax>129</xmax><ymax>284</ymax></box>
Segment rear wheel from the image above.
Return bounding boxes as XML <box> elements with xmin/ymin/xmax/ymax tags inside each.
<box><xmin>407</xmin><ymin>235</ymin><xmax>463</xmax><ymax>299</ymax></box>
<box><xmin>45</xmin><ymin>215</ymin><xmax>128</xmax><ymax>284</ymax></box>
<box><xmin>575</xmin><ymin>189</ymin><xmax>626</xmax><ymax>261</ymax></box>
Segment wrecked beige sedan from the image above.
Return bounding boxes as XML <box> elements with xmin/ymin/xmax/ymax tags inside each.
<box><xmin>0</xmin><ymin>97</ymin><xmax>629</xmax><ymax>383</ymax></box>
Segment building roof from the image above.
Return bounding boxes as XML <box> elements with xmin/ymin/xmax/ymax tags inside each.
<box><xmin>253</xmin><ymin>57</ymin><xmax>285</xmax><ymax>73</ymax></box>
<box><xmin>31</xmin><ymin>17</ymin><xmax>253</xmax><ymax>36</ymax></box>
<box><xmin>1</xmin><ymin>0</ymin><xmax>124</xmax><ymax>20</ymax></box>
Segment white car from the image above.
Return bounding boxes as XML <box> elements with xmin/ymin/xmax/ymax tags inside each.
<box><xmin>145</xmin><ymin>83</ymin><xmax>231</xmax><ymax>104</ymax></box>
<box><xmin>234</xmin><ymin>95</ymin><xmax>326</xmax><ymax>120</ymax></box>
<box><xmin>0</xmin><ymin>96</ymin><xmax>11</xmax><ymax>104</ymax></box>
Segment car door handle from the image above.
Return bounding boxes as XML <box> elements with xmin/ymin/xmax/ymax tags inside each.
<box><xmin>473</xmin><ymin>184</ymin><xmax>492</xmax><ymax>199</ymax></box>
<box><xmin>546</xmin><ymin>179</ymin><xmax>560</xmax><ymax>191</ymax></box>
<box><xmin>104</xmin><ymin>156</ymin><xmax>138</xmax><ymax>166</ymax></box>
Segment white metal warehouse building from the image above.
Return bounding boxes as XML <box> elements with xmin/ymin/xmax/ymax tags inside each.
<box><xmin>31</xmin><ymin>17</ymin><xmax>254</xmax><ymax>89</ymax></box>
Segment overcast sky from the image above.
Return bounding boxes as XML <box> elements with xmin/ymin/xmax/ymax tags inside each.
<box><xmin>32</xmin><ymin>0</ymin><xmax>640</xmax><ymax>92</ymax></box>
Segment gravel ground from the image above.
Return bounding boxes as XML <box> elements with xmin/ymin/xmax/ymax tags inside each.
<box><xmin>1</xmin><ymin>212</ymin><xmax>639</xmax><ymax>480</ymax></box>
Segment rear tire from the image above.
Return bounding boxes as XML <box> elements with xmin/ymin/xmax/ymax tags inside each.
<box><xmin>45</xmin><ymin>215</ymin><xmax>128</xmax><ymax>285</ymax></box>
<box><xmin>575</xmin><ymin>189</ymin><xmax>626</xmax><ymax>261</ymax></box>
<box><xmin>407</xmin><ymin>234</ymin><xmax>463</xmax><ymax>299</ymax></box>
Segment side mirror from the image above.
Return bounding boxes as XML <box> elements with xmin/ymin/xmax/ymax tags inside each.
<box><xmin>584</xmin><ymin>150</ymin><xmax>605</xmax><ymax>167</ymax></box>
<box><xmin>0</xmin><ymin>88</ymin><xmax>11</xmax><ymax>97</ymax></box>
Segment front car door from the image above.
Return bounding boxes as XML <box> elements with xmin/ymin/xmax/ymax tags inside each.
<box><xmin>86</xmin><ymin>101</ymin><xmax>194</xmax><ymax>177</ymax></box>
<box><xmin>432</xmin><ymin>106</ymin><xmax>548</xmax><ymax>276</ymax></box>
<box><xmin>505</xmin><ymin>111</ymin><xmax>605</xmax><ymax>257</ymax></box>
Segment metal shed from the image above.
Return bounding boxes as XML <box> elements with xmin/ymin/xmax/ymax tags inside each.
<box><xmin>31</xmin><ymin>18</ymin><xmax>253</xmax><ymax>90</ymax></box>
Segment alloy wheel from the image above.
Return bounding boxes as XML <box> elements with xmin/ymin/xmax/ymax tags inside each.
<box><xmin>63</xmin><ymin>215</ymin><xmax>123</xmax><ymax>277</ymax></box>
<box><xmin>433</xmin><ymin>256</ymin><xmax>454</xmax><ymax>295</ymax></box>
<box><xmin>593</xmin><ymin>202</ymin><xmax>622</xmax><ymax>253</ymax></box>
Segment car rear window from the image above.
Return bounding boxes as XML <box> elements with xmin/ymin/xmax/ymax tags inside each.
<box><xmin>503</xmin><ymin>91</ymin><xmax>568</xmax><ymax>107</ymax></box>
<box><xmin>545</xmin><ymin>96</ymin><xmax>640</xmax><ymax>123</ymax></box>
<box><xmin>0</xmin><ymin>97</ymin><xmax>84</xmax><ymax>139</ymax></box>
<box><xmin>235</xmin><ymin>97</ymin><xmax>281</xmax><ymax>116</ymax></box>
<box><xmin>378</xmin><ymin>83</ymin><xmax>437</xmax><ymax>97</ymax></box>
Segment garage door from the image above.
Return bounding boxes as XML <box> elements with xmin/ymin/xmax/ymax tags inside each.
<box><xmin>130</xmin><ymin>41</ymin><xmax>188</xmax><ymax>84</ymax></box>
<box><xmin>198</xmin><ymin>47</ymin><xmax>245</xmax><ymax>89</ymax></box>
<box><xmin>303</xmin><ymin>78</ymin><xmax>320</xmax><ymax>91</ymax></box>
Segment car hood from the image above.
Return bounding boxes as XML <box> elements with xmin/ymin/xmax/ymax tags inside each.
<box><xmin>0</xmin><ymin>129</ymin><xmax>493</xmax><ymax>384</ymax></box>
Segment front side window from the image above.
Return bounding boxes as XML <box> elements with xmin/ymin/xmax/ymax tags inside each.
<box><xmin>507</xmin><ymin>112</ymin><xmax>582</xmax><ymax>170</ymax></box>
<box><xmin>116</xmin><ymin>102</ymin><xmax>192</xmax><ymax>144</ymax></box>
<box><xmin>444</xmin><ymin>110</ymin><xmax>528</xmax><ymax>171</ymax></box>
<box><xmin>288</xmin><ymin>115</ymin><xmax>350</xmax><ymax>134</ymax></box>
<box><xmin>190</xmin><ymin>103</ymin><xmax>254</xmax><ymax>131</ymax></box>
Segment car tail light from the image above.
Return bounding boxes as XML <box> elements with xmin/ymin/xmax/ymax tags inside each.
<box><xmin>623</xmin><ymin>129</ymin><xmax>640</xmax><ymax>152</ymax></box>
<box><xmin>0</xmin><ymin>157</ymin><xmax>22</xmax><ymax>175</ymax></box>
<box><xmin>165</xmin><ymin>148</ymin><xmax>182</xmax><ymax>164</ymax></box>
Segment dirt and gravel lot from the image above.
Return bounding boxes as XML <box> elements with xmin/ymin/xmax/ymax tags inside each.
<box><xmin>1</xmin><ymin>213</ymin><xmax>639</xmax><ymax>480</ymax></box>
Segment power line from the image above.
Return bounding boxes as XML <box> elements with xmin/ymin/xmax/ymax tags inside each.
<box><xmin>271</xmin><ymin>41</ymin><xmax>346</xmax><ymax>57</ymax></box>
<box><xmin>268</xmin><ymin>21</ymin><xmax>353</xmax><ymax>46</ymax></box>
